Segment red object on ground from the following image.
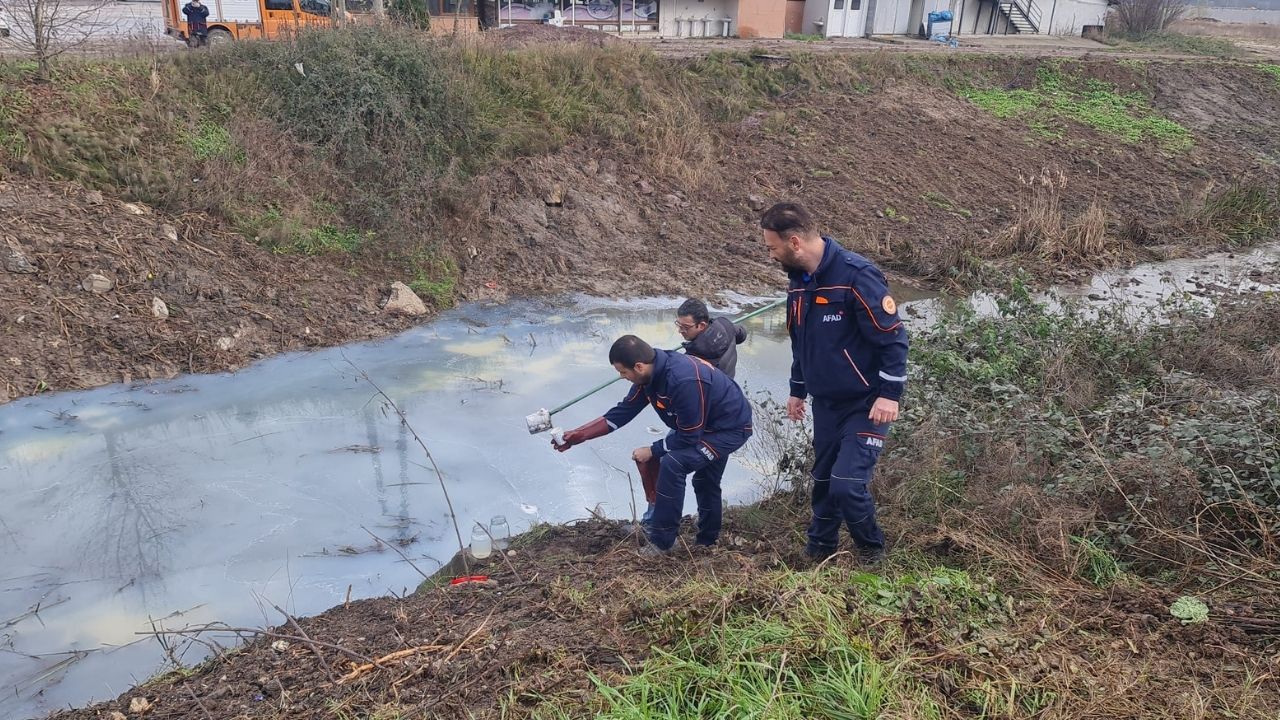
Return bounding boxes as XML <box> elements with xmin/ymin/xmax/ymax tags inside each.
<box><xmin>449</xmin><ymin>575</ymin><xmax>491</xmax><ymax>585</ymax></box>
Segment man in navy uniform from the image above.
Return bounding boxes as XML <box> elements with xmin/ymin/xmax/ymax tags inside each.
<box><xmin>760</xmin><ymin>202</ymin><xmax>909</xmax><ymax>564</ymax></box>
<box><xmin>589</xmin><ymin>297</ymin><xmax>751</xmax><ymax>528</ymax></box>
<box><xmin>553</xmin><ymin>335</ymin><xmax>753</xmax><ymax>557</ymax></box>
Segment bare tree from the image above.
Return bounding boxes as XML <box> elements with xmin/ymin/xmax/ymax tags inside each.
<box><xmin>1</xmin><ymin>0</ymin><xmax>111</xmax><ymax>78</ymax></box>
<box><xmin>1110</xmin><ymin>0</ymin><xmax>1187</xmax><ymax>37</ymax></box>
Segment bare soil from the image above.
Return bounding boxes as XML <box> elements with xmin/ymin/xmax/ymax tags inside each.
<box><xmin>46</xmin><ymin>502</ymin><xmax>1280</xmax><ymax>720</ymax></box>
<box><xmin>0</xmin><ymin>180</ymin><xmax>420</xmax><ymax>402</ymax></box>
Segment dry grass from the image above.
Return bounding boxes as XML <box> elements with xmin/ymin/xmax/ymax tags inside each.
<box><xmin>990</xmin><ymin>168</ymin><xmax>1113</xmax><ymax>264</ymax></box>
<box><xmin>1160</xmin><ymin>296</ymin><xmax>1280</xmax><ymax>391</ymax></box>
<box><xmin>1174</xmin><ymin>19</ymin><xmax>1280</xmax><ymax>43</ymax></box>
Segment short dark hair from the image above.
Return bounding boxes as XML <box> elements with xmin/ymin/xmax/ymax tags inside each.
<box><xmin>760</xmin><ymin>202</ymin><xmax>816</xmax><ymax>239</ymax></box>
<box><xmin>608</xmin><ymin>335</ymin><xmax>656</xmax><ymax>367</ymax></box>
<box><xmin>677</xmin><ymin>298</ymin><xmax>710</xmax><ymax>325</ymax></box>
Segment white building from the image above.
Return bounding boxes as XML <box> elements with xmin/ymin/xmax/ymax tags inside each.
<box><xmin>803</xmin><ymin>0</ymin><xmax>1111</xmax><ymax>37</ymax></box>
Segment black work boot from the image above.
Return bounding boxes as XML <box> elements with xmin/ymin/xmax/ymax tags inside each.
<box><xmin>638</xmin><ymin>543</ymin><xmax>673</xmax><ymax>560</ymax></box>
<box><xmin>857</xmin><ymin>546</ymin><xmax>886</xmax><ymax>567</ymax></box>
<box><xmin>805</xmin><ymin>545</ymin><xmax>835</xmax><ymax>564</ymax></box>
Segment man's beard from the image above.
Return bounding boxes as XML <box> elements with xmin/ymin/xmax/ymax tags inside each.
<box><xmin>775</xmin><ymin>256</ymin><xmax>804</xmax><ymax>273</ymax></box>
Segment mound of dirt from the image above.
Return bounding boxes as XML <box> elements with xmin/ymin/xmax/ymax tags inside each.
<box><xmin>0</xmin><ymin>180</ymin><xmax>419</xmax><ymax>402</ymax></box>
<box><xmin>46</xmin><ymin>507</ymin><xmax>1280</xmax><ymax>720</ymax></box>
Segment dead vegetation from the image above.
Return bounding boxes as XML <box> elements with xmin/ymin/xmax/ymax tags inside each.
<box><xmin>990</xmin><ymin>168</ymin><xmax>1111</xmax><ymax>265</ymax></box>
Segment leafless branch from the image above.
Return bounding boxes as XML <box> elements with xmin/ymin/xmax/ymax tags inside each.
<box><xmin>343</xmin><ymin>354</ymin><xmax>470</xmax><ymax>575</ymax></box>
<box><xmin>1</xmin><ymin>0</ymin><xmax>114</xmax><ymax>76</ymax></box>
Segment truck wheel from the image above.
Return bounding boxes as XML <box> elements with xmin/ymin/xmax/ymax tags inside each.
<box><xmin>207</xmin><ymin>28</ymin><xmax>234</xmax><ymax>45</ymax></box>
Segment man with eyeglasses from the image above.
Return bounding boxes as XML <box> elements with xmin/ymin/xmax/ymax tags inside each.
<box><xmin>674</xmin><ymin>298</ymin><xmax>748</xmax><ymax>380</ymax></box>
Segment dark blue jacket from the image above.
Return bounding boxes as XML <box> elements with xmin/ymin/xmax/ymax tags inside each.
<box><xmin>182</xmin><ymin>2</ymin><xmax>210</xmax><ymax>31</ymax></box>
<box><xmin>787</xmin><ymin>238</ymin><xmax>909</xmax><ymax>407</ymax></box>
<box><xmin>603</xmin><ymin>349</ymin><xmax>753</xmax><ymax>458</ymax></box>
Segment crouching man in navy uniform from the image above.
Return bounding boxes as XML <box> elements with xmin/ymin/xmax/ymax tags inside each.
<box><xmin>760</xmin><ymin>202</ymin><xmax>909</xmax><ymax>565</ymax></box>
<box><xmin>553</xmin><ymin>335</ymin><xmax>754</xmax><ymax>558</ymax></box>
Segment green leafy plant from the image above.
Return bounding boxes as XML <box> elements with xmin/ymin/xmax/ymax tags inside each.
<box><xmin>960</xmin><ymin>64</ymin><xmax>1192</xmax><ymax>150</ymax></box>
<box><xmin>1170</xmin><ymin>596</ymin><xmax>1209</xmax><ymax>624</ymax></box>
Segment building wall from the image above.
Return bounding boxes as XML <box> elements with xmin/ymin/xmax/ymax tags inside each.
<box><xmin>737</xmin><ymin>0</ymin><xmax>787</xmax><ymax>36</ymax></box>
<box><xmin>659</xmin><ymin>0</ymin><xmax>735</xmax><ymax>35</ymax></box>
<box><xmin>868</xmin><ymin>0</ymin><xmax>1105</xmax><ymax>35</ymax></box>
<box><xmin>1040</xmin><ymin>0</ymin><xmax>1107</xmax><ymax>34</ymax></box>
<box><xmin>785</xmin><ymin>0</ymin><xmax>806</xmax><ymax>32</ymax></box>
<box><xmin>801</xmin><ymin>0</ymin><xmax>831</xmax><ymax>35</ymax></box>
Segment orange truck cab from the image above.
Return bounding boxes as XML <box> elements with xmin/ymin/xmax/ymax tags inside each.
<box><xmin>162</xmin><ymin>0</ymin><xmax>349</xmax><ymax>43</ymax></box>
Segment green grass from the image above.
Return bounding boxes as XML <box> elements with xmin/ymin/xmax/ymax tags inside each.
<box><xmin>185</xmin><ymin>121</ymin><xmax>242</xmax><ymax>163</ymax></box>
<box><xmin>1196</xmin><ymin>182</ymin><xmax>1280</xmax><ymax>246</ymax></box>
<box><xmin>1071</xmin><ymin>536</ymin><xmax>1122</xmax><ymax>588</ymax></box>
<box><xmin>407</xmin><ymin>252</ymin><xmax>458</xmax><ymax>307</ymax></box>
<box><xmin>0</xmin><ymin>85</ymin><xmax>31</xmax><ymax>160</ymax></box>
<box><xmin>960</xmin><ymin>65</ymin><xmax>1192</xmax><ymax>150</ymax></box>
<box><xmin>1261</xmin><ymin>63</ymin><xmax>1280</xmax><ymax>85</ymax></box>
<box><xmin>532</xmin><ymin>564</ymin><xmax>1013</xmax><ymax>719</ymax></box>
<box><xmin>1102</xmin><ymin>31</ymin><xmax>1244</xmax><ymax>58</ymax></box>
<box><xmin>922</xmin><ymin>190</ymin><xmax>972</xmax><ymax>218</ymax></box>
<box><xmin>591</xmin><ymin>574</ymin><xmax>894</xmax><ymax>719</ymax></box>
<box><xmin>784</xmin><ymin>31</ymin><xmax>825</xmax><ymax>42</ymax></box>
<box><xmin>276</xmin><ymin>225</ymin><xmax>369</xmax><ymax>255</ymax></box>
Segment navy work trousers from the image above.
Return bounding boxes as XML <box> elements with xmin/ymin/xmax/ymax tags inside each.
<box><xmin>807</xmin><ymin>396</ymin><xmax>888</xmax><ymax>556</ymax></box>
<box><xmin>647</xmin><ymin>428</ymin><xmax>751</xmax><ymax>550</ymax></box>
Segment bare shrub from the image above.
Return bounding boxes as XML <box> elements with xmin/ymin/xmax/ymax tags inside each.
<box><xmin>1</xmin><ymin>0</ymin><xmax>111</xmax><ymax>77</ymax></box>
<box><xmin>1110</xmin><ymin>0</ymin><xmax>1188</xmax><ymax>37</ymax></box>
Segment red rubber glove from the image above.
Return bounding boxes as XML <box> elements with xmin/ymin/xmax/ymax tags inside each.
<box><xmin>553</xmin><ymin>417</ymin><xmax>611</xmax><ymax>452</ymax></box>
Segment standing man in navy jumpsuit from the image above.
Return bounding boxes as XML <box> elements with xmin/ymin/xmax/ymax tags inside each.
<box><xmin>552</xmin><ymin>335</ymin><xmax>754</xmax><ymax>557</ymax></box>
<box><xmin>759</xmin><ymin>202</ymin><xmax>909</xmax><ymax>564</ymax></box>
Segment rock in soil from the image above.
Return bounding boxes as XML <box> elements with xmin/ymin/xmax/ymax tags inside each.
<box><xmin>544</xmin><ymin>183</ymin><xmax>565</xmax><ymax>206</ymax></box>
<box><xmin>3</xmin><ymin>237</ymin><xmax>38</xmax><ymax>274</ymax></box>
<box><xmin>82</xmin><ymin>273</ymin><xmax>114</xmax><ymax>293</ymax></box>
<box><xmin>151</xmin><ymin>297</ymin><xmax>169</xmax><ymax>319</ymax></box>
<box><xmin>384</xmin><ymin>281</ymin><xmax>428</xmax><ymax>316</ymax></box>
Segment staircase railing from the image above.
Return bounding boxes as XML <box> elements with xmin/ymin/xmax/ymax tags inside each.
<box><xmin>1000</xmin><ymin>0</ymin><xmax>1041</xmax><ymax>33</ymax></box>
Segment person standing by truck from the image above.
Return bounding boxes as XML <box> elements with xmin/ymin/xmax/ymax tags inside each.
<box><xmin>182</xmin><ymin>0</ymin><xmax>210</xmax><ymax>46</ymax></box>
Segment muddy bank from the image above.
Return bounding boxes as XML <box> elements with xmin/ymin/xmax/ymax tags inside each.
<box><xmin>0</xmin><ymin>173</ymin><xmax>785</xmax><ymax>403</ymax></box>
<box><xmin>0</xmin><ymin>180</ymin><xmax>422</xmax><ymax>402</ymax></box>
<box><xmin>45</xmin><ymin>509</ymin><xmax>1280</xmax><ymax>720</ymax></box>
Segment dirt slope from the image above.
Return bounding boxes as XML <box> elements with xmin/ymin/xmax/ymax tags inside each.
<box><xmin>3</xmin><ymin>55</ymin><xmax>1280</xmax><ymax>403</ymax></box>
<box><xmin>0</xmin><ymin>180</ymin><xmax>418</xmax><ymax>401</ymax></box>
<box><xmin>45</xmin><ymin>511</ymin><xmax>1280</xmax><ymax>720</ymax></box>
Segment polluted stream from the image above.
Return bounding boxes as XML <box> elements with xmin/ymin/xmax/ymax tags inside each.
<box><xmin>2</xmin><ymin>245</ymin><xmax>1278</xmax><ymax>718</ymax></box>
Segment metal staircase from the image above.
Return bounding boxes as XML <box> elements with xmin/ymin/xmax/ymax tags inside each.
<box><xmin>997</xmin><ymin>0</ymin><xmax>1040</xmax><ymax>33</ymax></box>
